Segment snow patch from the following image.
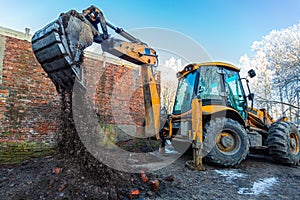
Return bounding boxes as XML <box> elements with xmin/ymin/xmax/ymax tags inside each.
<box><xmin>165</xmin><ymin>144</ymin><xmax>180</xmax><ymax>154</ymax></box>
<box><xmin>214</xmin><ymin>169</ymin><xmax>247</xmax><ymax>182</ymax></box>
<box><xmin>238</xmin><ymin>177</ymin><xmax>278</xmax><ymax>195</ymax></box>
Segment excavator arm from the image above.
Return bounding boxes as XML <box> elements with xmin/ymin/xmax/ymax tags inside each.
<box><xmin>31</xmin><ymin>5</ymin><xmax>160</xmax><ymax>139</ymax></box>
<box><xmin>83</xmin><ymin>6</ymin><xmax>158</xmax><ymax>66</ymax></box>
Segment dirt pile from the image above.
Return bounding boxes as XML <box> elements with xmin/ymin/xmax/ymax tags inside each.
<box><xmin>37</xmin><ymin>87</ymin><xmax>161</xmax><ymax>199</ymax></box>
<box><xmin>0</xmin><ymin>153</ymin><xmax>161</xmax><ymax>199</ymax></box>
<box><xmin>53</xmin><ymin>88</ymin><xmax>130</xmax><ymax>199</ymax></box>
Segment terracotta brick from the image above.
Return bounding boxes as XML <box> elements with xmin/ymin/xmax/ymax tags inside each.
<box><xmin>0</xmin><ymin>36</ymin><xmax>60</xmax><ymax>145</ymax></box>
<box><xmin>0</xmin><ymin>33</ymin><xmax>161</xmax><ymax>147</ymax></box>
<box><xmin>0</xmin><ymin>89</ymin><xmax>9</xmax><ymax>97</ymax></box>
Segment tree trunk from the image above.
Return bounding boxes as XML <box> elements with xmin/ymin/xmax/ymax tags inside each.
<box><xmin>297</xmin><ymin>77</ymin><xmax>300</xmax><ymax>125</ymax></box>
<box><xmin>278</xmin><ymin>81</ymin><xmax>285</xmax><ymax>116</ymax></box>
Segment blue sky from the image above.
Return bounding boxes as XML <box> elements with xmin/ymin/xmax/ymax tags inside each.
<box><xmin>1</xmin><ymin>0</ymin><xmax>300</xmax><ymax>64</ymax></box>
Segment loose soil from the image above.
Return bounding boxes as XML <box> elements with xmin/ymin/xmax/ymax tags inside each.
<box><xmin>2</xmin><ymin>87</ymin><xmax>298</xmax><ymax>199</ymax></box>
<box><xmin>1</xmin><ymin>148</ymin><xmax>300</xmax><ymax>200</ymax></box>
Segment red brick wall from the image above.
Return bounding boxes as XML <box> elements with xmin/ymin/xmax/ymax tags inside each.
<box><xmin>84</xmin><ymin>57</ymin><xmax>145</xmax><ymax>127</ymax></box>
<box><xmin>0</xmin><ymin>36</ymin><xmax>60</xmax><ymax>144</ymax></box>
<box><xmin>0</xmin><ymin>34</ymin><xmax>155</xmax><ymax>150</ymax></box>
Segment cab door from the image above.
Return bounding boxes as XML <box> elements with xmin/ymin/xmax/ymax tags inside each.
<box><xmin>224</xmin><ymin>69</ymin><xmax>247</xmax><ymax>119</ymax></box>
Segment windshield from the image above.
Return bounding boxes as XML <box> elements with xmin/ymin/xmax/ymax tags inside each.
<box><xmin>197</xmin><ymin>66</ymin><xmax>223</xmax><ymax>100</ymax></box>
<box><xmin>173</xmin><ymin>71</ymin><xmax>197</xmax><ymax>115</ymax></box>
<box><xmin>172</xmin><ymin>65</ymin><xmax>247</xmax><ymax>118</ymax></box>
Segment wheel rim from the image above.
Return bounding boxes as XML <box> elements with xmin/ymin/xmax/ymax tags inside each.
<box><xmin>290</xmin><ymin>132</ymin><xmax>299</xmax><ymax>155</ymax></box>
<box><xmin>216</xmin><ymin>130</ymin><xmax>241</xmax><ymax>155</ymax></box>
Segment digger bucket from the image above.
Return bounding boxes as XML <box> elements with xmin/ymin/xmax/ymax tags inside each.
<box><xmin>31</xmin><ymin>10</ymin><xmax>98</xmax><ymax>91</ymax></box>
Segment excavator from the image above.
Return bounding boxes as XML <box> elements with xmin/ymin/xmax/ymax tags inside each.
<box><xmin>31</xmin><ymin>5</ymin><xmax>161</xmax><ymax>139</ymax></box>
<box><xmin>32</xmin><ymin>5</ymin><xmax>300</xmax><ymax>169</ymax></box>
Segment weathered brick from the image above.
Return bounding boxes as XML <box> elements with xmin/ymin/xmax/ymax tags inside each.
<box><xmin>1</xmin><ymin>29</ymin><xmax>162</xmax><ymax>153</ymax></box>
<box><xmin>0</xmin><ymin>26</ymin><xmax>163</xmax><ymax>165</ymax></box>
<box><xmin>0</xmin><ymin>89</ymin><xmax>9</xmax><ymax>97</ymax></box>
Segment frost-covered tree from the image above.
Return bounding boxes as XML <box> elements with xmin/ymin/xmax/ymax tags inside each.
<box><xmin>161</xmin><ymin>80</ymin><xmax>177</xmax><ymax>113</ymax></box>
<box><xmin>239</xmin><ymin>22</ymin><xmax>300</xmax><ymax>123</ymax></box>
<box><xmin>159</xmin><ymin>57</ymin><xmax>183</xmax><ymax>113</ymax></box>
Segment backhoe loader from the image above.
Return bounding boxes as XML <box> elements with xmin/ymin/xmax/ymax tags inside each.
<box><xmin>32</xmin><ymin>5</ymin><xmax>300</xmax><ymax>169</ymax></box>
<box><xmin>160</xmin><ymin>62</ymin><xmax>300</xmax><ymax>168</ymax></box>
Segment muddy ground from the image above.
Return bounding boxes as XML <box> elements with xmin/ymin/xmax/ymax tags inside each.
<box><xmin>1</xmin><ymin>144</ymin><xmax>300</xmax><ymax>200</ymax></box>
<box><xmin>149</xmin><ymin>154</ymin><xmax>300</xmax><ymax>200</ymax></box>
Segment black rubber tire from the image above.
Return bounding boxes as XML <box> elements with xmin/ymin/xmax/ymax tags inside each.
<box><xmin>266</xmin><ymin>121</ymin><xmax>300</xmax><ymax>165</ymax></box>
<box><xmin>203</xmin><ymin>118</ymin><xmax>249</xmax><ymax>167</ymax></box>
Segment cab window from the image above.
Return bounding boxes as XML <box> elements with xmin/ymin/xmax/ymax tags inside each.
<box><xmin>224</xmin><ymin>69</ymin><xmax>247</xmax><ymax>119</ymax></box>
<box><xmin>197</xmin><ymin>66</ymin><xmax>223</xmax><ymax>100</ymax></box>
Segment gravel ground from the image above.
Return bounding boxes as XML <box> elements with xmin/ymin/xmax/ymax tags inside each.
<box><xmin>1</xmin><ymin>148</ymin><xmax>300</xmax><ymax>200</ymax></box>
<box><xmin>148</xmin><ymin>153</ymin><xmax>300</xmax><ymax>200</ymax></box>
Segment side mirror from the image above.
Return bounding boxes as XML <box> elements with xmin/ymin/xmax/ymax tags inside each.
<box><xmin>248</xmin><ymin>93</ymin><xmax>254</xmax><ymax>101</ymax></box>
<box><xmin>248</xmin><ymin>69</ymin><xmax>256</xmax><ymax>78</ymax></box>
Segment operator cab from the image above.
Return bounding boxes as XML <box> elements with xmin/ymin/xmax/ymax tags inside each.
<box><xmin>173</xmin><ymin>62</ymin><xmax>248</xmax><ymax>119</ymax></box>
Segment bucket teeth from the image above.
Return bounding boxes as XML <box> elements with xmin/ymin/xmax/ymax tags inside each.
<box><xmin>31</xmin><ymin>10</ymin><xmax>96</xmax><ymax>92</ymax></box>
